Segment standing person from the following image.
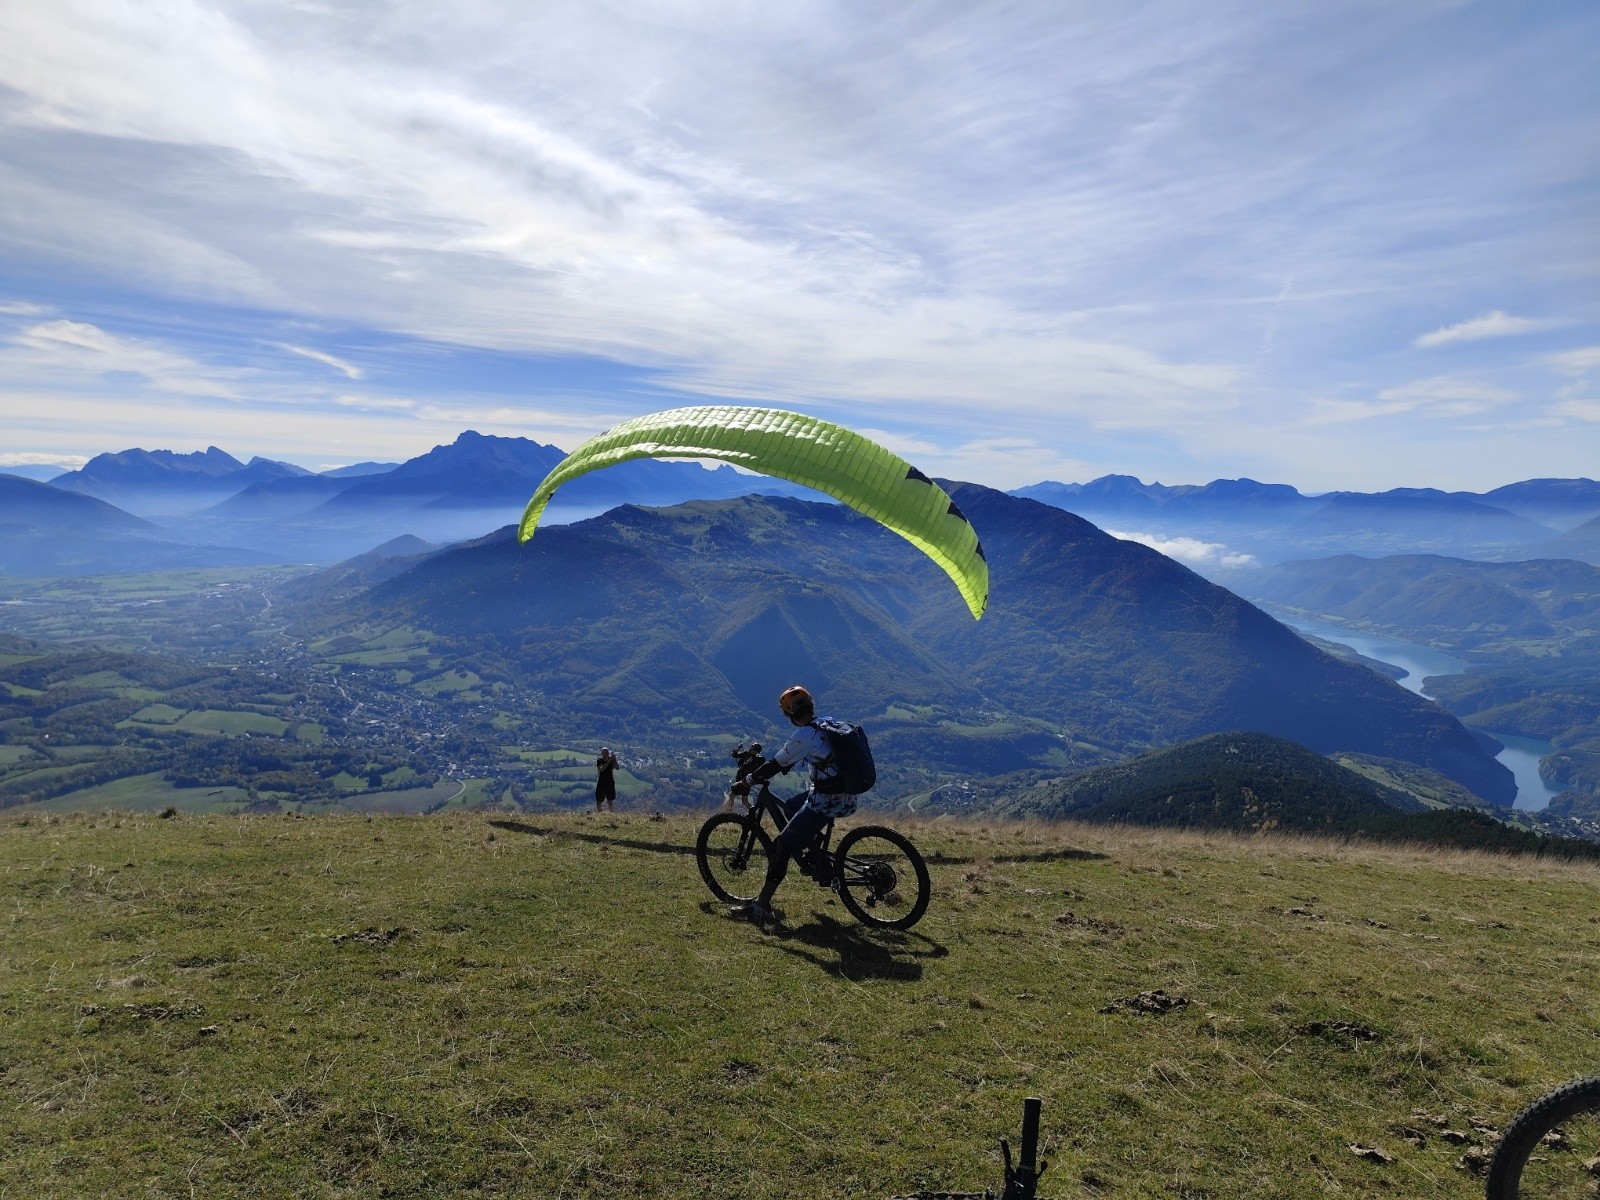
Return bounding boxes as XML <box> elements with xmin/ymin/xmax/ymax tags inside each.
<box><xmin>595</xmin><ymin>747</ymin><xmax>619</xmax><ymax>812</ymax></box>
<box><xmin>727</xmin><ymin>685</ymin><xmax>867</xmax><ymax>922</ymax></box>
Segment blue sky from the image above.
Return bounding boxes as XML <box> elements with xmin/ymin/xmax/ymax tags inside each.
<box><xmin>1</xmin><ymin>0</ymin><xmax>1597</xmax><ymax>490</ymax></box>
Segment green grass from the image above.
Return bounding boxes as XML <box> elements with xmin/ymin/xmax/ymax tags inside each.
<box><xmin>0</xmin><ymin>745</ymin><xmax>42</xmax><ymax>767</ymax></box>
<box><xmin>173</xmin><ymin>710</ymin><xmax>289</xmax><ymax>736</ymax></box>
<box><xmin>125</xmin><ymin>703</ymin><xmax>186</xmax><ymax>725</ymax></box>
<box><xmin>3</xmin><ymin>811</ymin><xmax>1598</xmax><ymax>1197</ymax></box>
<box><xmin>4</xmin><ymin>772</ymin><xmax>252</xmax><ymax>814</ymax></box>
<box><xmin>413</xmin><ymin>669</ymin><xmax>481</xmax><ymax>696</ymax></box>
<box><xmin>293</xmin><ymin>722</ymin><xmax>325</xmax><ymax>744</ymax></box>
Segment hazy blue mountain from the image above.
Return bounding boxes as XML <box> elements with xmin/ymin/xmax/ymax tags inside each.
<box><xmin>169</xmin><ymin>430</ymin><xmax>819</xmax><ymax>562</ymax></box>
<box><xmin>0</xmin><ymin>466</ymin><xmax>67</xmax><ymax>483</ymax></box>
<box><xmin>0</xmin><ymin>475</ymin><xmax>276</xmax><ymax>577</ymax></box>
<box><xmin>49</xmin><ymin>447</ymin><xmax>312</xmax><ymax>516</ymax></box>
<box><xmin>1232</xmin><ymin>554</ymin><xmax>1600</xmax><ymax>651</ymax></box>
<box><xmin>1014</xmin><ymin>475</ymin><xmax>1564</xmax><ymax>563</ymax></box>
<box><xmin>1528</xmin><ymin>513</ymin><xmax>1600</xmax><ymax>565</ymax></box>
<box><xmin>320</xmin><ymin>429</ymin><xmax>812</xmax><ymax>513</ymax></box>
<box><xmin>1289</xmin><ymin>490</ymin><xmax>1553</xmax><ymax>551</ymax></box>
<box><xmin>1482</xmin><ymin>478</ymin><xmax>1600</xmax><ymax>532</ymax></box>
<box><xmin>326</xmin><ymin>486</ymin><xmax>1513</xmax><ymax>804</ymax></box>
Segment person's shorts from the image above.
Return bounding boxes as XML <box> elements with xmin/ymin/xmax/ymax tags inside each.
<box><xmin>777</xmin><ymin>793</ymin><xmax>856</xmax><ymax>852</ymax></box>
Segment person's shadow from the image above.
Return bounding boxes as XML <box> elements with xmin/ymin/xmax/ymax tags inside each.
<box><xmin>702</xmin><ymin>902</ymin><xmax>947</xmax><ymax>981</ymax></box>
<box><xmin>489</xmin><ymin>818</ymin><xmax>697</xmax><ymax>858</ymax></box>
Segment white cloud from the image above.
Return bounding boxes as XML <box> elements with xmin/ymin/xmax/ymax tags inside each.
<box><xmin>0</xmin><ymin>451</ymin><xmax>87</xmax><ymax>468</ymax></box>
<box><xmin>1305</xmin><ymin>375</ymin><xmax>1516</xmax><ymax>425</ymax></box>
<box><xmin>1554</xmin><ymin>398</ymin><xmax>1600</xmax><ymax>422</ymax></box>
<box><xmin>0</xmin><ymin>301</ymin><xmax>53</xmax><ymax>315</ymax></box>
<box><xmin>278</xmin><ymin>343</ymin><xmax>363</xmax><ymax>379</ymax></box>
<box><xmin>333</xmin><ymin>394</ymin><xmax>414</xmax><ymax>412</ymax></box>
<box><xmin>1415</xmin><ymin>310</ymin><xmax>1547</xmax><ymax>348</ymax></box>
<box><xmin>1546</xmin><ymin>346</ymin><xmax>1600</xmax><ymax>376</ymax></box>
<box><xmin>0</xmin><ymin>3</ymin><xmax>1595</xmax><ymax>487</ymax></box>
<box><xmin>1</xmin><ymin>319</ymin><xmax>242</xmax><ymax>397</ymax></box>
<box><xmin>1107</xmin><ymin>529</ymin><xmax>1257</xmax><ymax>569</ymax></box>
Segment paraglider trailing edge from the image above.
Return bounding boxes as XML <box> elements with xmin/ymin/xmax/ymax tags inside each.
<box><xmin>516</xmin><ymin>405</ymin><xmax>989</xmax><ymax>620</ymax></box>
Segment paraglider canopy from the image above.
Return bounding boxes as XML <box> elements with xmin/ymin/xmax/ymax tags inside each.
<box><xmin>518</xmin><ymin>405</ymin><xmax>989</xmax><ymax>619</ymax></box>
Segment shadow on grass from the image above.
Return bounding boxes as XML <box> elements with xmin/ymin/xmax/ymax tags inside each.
<box><xmin>488</xmin><ymin>818</ymin><xmax>698</xmax><ymax>858</ymax></box>
<box><xmin>703</xmin><ymin>901</ymin><xmax>947</xmax><ymax>981</ymax></box>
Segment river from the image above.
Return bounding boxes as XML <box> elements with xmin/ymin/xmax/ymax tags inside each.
<box><xmin>1278</xmin><ymin>614</ymin><xmax>1559</xmax><ymax>811</ymax></box>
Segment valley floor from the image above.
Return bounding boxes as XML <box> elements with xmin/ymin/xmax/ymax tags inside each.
<box><xmin>3</xmin><ymin>808</ymin><xmax>1598</xmax><ymax>1198</ymax></box>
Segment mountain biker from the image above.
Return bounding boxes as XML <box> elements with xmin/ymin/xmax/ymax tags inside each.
<box><xmin>727</xmin><ymin>684</ymin><xmax>859</xmax><ymax>922</ymax></box>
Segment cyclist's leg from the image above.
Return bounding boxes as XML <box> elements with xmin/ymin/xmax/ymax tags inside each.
<box><xmin>758</xmin><ymin>797</ymin><xmax>826</xmax><ymax>908</ymax></box>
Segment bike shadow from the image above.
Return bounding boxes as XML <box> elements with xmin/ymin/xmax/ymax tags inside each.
<box><xmin>488</xmin><ymin>819</ymin><xmax>697</xmax><ymax>858</ymax></box>
<box><xmin>703</xmin><ymin>902</ymin><xmax>947</xmax><ymax>981</ymax></box>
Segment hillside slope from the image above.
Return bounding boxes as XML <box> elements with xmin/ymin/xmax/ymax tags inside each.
<box><xmin>4</xmin><ymin>809</ymin><xmax>1596</xmax><ymax>1199</ymax></box>
<box><xmin>339</xmin><ymin>487</ymin><xmax>1512</xmax><ymax>803</ymax></box>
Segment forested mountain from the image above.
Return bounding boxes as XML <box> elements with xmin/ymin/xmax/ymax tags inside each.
<box><xmin>998</xmin><ymin>731</ymin><xmax>1600</xmax><ymax>856</ymax></box>
<box><xmin>317</xmin><ymin>486</ymin><xmax>1514</xmax><ymax>803</ymax></box>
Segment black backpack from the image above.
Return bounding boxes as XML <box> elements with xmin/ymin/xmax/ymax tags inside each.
<box><xmin>811</xmin><ymin>717</ymin><xmax>876</xmax><ymax>795</ymax></box>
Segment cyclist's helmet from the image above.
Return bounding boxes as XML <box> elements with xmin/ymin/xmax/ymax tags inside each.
<box><xmin>778</xmin><ymin>685</ymin><xmax>815</xmax><ymax>723</ymax></box>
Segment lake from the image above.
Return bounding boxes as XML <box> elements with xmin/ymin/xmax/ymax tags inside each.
<box><xmin>1277</xmin><ymin>614</ymin><xmax>1559</xmax><ymax>811</ymax></box>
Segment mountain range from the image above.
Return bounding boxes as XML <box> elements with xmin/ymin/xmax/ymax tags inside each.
<box><xmin>299</xmin><ymin>486</ymin><xmax>1515</xmax><ymax>805</ymax></box>
<box><xmin>2</xmin><ymin>432</ymin><xmax>818</xmax><ymax>571</ymax></box>
<box><xmin>1014</xmin><ymin>475</ymin><xmax>1600</xmax><ymax>565</ymax></box>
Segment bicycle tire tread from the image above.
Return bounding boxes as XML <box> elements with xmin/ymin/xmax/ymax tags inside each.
<box><xmin>1485</xmin><ymin>1074</ymin><xmax>1600</xmax><ymax>1199</ymax></box>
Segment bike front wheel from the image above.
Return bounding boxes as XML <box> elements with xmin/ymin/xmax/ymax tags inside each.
<box><xmin>1486</xmin><ymin>1075</ymin><xmax>1600</xmax><ymax>1200</ymax></box>
<box><xmin>834</xmin><ymin>825</ymin><xmax>931</xmax><ymax>930</ymax></box>
<box><xmin>696</xmin><ymin>812</ymin><xmax>775</xmax><ymax>904</ymax></box>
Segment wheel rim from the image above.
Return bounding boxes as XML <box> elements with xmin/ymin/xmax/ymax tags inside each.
<box><xmin>840</xmin><ymin>834</ymin><xmax>915</xmax><ymax>915</ymax></box>
<box><xmin>701</xmin><ymin>819</ymin><xmax>768</xmax><ymax>902</ymax></box>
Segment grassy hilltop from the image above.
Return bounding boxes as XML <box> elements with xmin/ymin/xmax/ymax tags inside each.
<box><xmin>4</xmin><ymin>809</ymin><xmax>1599</xmax><ymax>1199</ymax></box>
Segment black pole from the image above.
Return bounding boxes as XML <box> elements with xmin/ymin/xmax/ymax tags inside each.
<box><xmin>1002</xmin><ymin>1096</ymin><xmax>1045</xmax><ymax>1200</ymax></box>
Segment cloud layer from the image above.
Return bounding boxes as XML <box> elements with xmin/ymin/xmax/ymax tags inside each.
<box><xmin>1</xmin><ymin>1</ymin><xmax>1597</xmax><ymax>488</ymax></box>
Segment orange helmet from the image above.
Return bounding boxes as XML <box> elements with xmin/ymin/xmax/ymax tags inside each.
<box><xmin>778</xmin><ymin>685</ymin><xmax>815</xmax><ymax>722</ymax></box>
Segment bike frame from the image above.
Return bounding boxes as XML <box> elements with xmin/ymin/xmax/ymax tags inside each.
<box><xmin>739</xmin><ymin>782</ymin><xmax>836</xmax><ymax>858</ymax></box>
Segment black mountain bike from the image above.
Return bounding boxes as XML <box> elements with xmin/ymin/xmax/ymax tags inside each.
<box><xmin>695</xmin><ymin>778</ymin><xmax>931</xmax><ymax>930</ymax></box>
<box><xmin>1485</xmin><ymin>1074</ymin><xmax>1600</xmax><ymax>1199</ymax></box>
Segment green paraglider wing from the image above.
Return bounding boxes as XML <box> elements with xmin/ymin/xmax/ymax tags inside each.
<box><xmin>518</xmin><ymin>405</ymin><xmax>989</xmax><ymax>619</ymax></box>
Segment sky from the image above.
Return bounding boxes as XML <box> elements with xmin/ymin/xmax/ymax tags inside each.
<box><xmin>1</xmin><ymin>0</ymin><xmax>1597</xmax><ymax>491</ymax></box>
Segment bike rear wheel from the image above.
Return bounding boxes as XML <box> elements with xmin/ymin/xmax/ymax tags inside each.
<box><xmin>834</xmin><ymin>825</ymin><xmax>931</xmax><ymax>930</ymax></box>
<box><xmin>1486</xmin><ymin>1075</ymin><xmax>1600</xmax><ymax>1200</ymax></box>
<box><xmin>695</xmin><ymin>812</ymin><xmax>775</xmax><ymax>904</ymax></box>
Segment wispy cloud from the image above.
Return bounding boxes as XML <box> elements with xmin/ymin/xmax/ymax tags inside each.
<box><xmin>2</xmin><ymin>319</ymin><xmax>242</xmax><ymax>397</ymax></box>
<box><xmin>1546</xmin><ymin>346</ymin><xmax>1600</xmax><ymax>376</ymax></box>
<box><xmin>1415</xmin><ymin>311</ymin><xmax>1548</xmax><ymax>348</ymax></box>
<box><xmin>278</xmin><ymin>343</ymin><xmax>363</xmax><ymax>379</ymax></box>
<box><xmin>1305</xmin><ymin>376</ymin><xmax>1516</xmax><ymax>425</ymax></box>
<box><xmin>0</xmin><ymin>300</ymin><xmax>53</xmax><ymax>315</ymax></box>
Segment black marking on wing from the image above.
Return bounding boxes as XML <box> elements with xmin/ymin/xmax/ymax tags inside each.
<box><xmin>905</xmin><ymin>466</ymin><xmax>933</xmax><ymax>484</ymax></box>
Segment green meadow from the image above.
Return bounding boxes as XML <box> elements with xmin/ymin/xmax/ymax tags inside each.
<box><xmin>3</xmin><ymin>809</ymin><xmax>1597</xmax><ymax>1198</ymax></box>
